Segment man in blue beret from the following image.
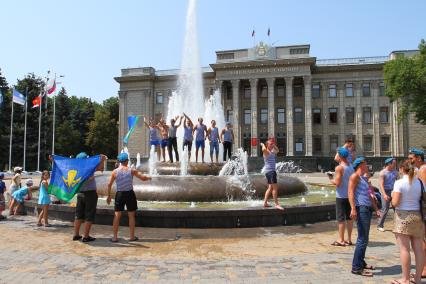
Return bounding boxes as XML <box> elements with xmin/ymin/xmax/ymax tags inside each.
<box><xmin>329</xmin><ymin>147</ymin><xmax>355</xmax><ymax>246</ymax></box>
<box><xmin>376</xmin><ymin>157</ymin><xmax>398</xmax><ymax>232</ymax></box>
<box><xmin>107</xmin><ymin>152</ymin><xmax>151</xmax><ymax>243</ymax></box>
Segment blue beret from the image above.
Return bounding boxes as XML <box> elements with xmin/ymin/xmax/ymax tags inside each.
<box><xmin>76</xmin><ymin>152</ymin><xmax>89</xmax><ymax>159</ymax></box>
<box><xmin>117</xmin><ymin>153</ymin><xmax>129</xmax><ymax>162</ymax></box>
<box><xmin>337</xmin><ymin>147</ymin><xmax>349</xmax><ymax>158</ymax></box>
<box><xmin>384</xmin><ymin>157</ymin><xmax>395</xmax><ymax>165</ymax></box>
<box><xmin>409</xmin><ymin>148</ymin><xmax>424</xmax><ymax>156</ymax></box>
<box><xmin>352</xmin><ymin>156</ymin><xmax>366</xmax><ymax>169</ymax></box>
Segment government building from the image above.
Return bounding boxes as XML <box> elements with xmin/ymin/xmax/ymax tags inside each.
<box><xmin>115</xmin><ymin>43</ymin><xmax>424</xmax><ymax>160</ymax></box>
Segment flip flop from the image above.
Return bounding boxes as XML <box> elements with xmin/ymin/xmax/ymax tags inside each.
<box><xmin>344</xmin><ymin>241</ymin><xmax>353</xmax><ymax>246</ymax></box>
<box><xmin>129</xmin><ymin>236</ymin><xmax>139</xmax><ymax>242</ymax></box>
<box><xmin>351</xmin><ymin>269</ymin><xmax>373</xmax><ymax>277</ymax></box>
<box><xmin>331</xmin><ymin>241</ymin><xmax>346</xmax><ymax>247</ymax></box>
<box><xmin>363</xmin><ymin>264</ymin><xmax>376</xmax><ymax>270</ymax></box>
<box><xmin>110</xmin><ymin>238</ymin><xmax>119</xmax><ymax>243</ymax></box>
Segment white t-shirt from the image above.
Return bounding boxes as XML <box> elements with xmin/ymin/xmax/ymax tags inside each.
<box><xmin>393</xmin><ymin>175</ymin><xmax>422</xmax><ymax>211</ymax></box>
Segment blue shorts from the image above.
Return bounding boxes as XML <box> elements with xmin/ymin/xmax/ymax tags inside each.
<box><xmin>265</xmin><ymin>171</ymin><xmax>277</xmax><ymax>184</ymax></box>
<box><xmin>196</xmin><ymin>140</ymin><xmax>205</xmax><ymax>149</ymax></box>
<box><xmin>161</xmin><ymin>139</ymin><xmax>169</xmax><ymax>148</ymax></box>
<box><xmin>150</xmin><ymin>140</ymin><xmax>160</xmax><ymax>146</ymax></box>
<box><xmin>210</xmin><ymin>141</ymin><xmax>219</xmax><ymax>154</ymax></box>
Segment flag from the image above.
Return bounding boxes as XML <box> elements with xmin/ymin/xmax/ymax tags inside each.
<box><xmin>267</xmin><ymin>28</ymin><xmax>270</xmax><ymax>37</ymax></box>
<box><xmin>47</xmin><ymin>79</ymin><xmax>56</xmax><ymax>95</ymax></box>
<box><xmin>251</xmin><ymin>29</ymin><xmax>255</xmax><ymax>37</ymax></box>
<box><xmin>48</xmin><ymin>155</ymin><xmax>101</xmax><ymax>202</ymax></box>
<box><xmin>32</xmin><ymin>96</ymin><xmax>42</xmax><ymax>108</ymax></box>
<box><xmin>0</xmin><ymin>91</ymin><xmax>3</xmax><ymax>106</ymax></box>
<box><xmin>123</xmin><ymin>115</ymin><xmax>140</xmax><ymax>144</ymax></box>
<box><xmin>13</xmin><ymin>89</ymin><xmax>26</xmax><ymax>105</ymax></box>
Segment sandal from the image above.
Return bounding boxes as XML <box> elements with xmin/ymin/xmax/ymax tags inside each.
<box><xmin>331</xmin><ymin>241</ymin><xmax>346</xmax><ymax>247</ymax></box>
<box><xmin>129</xmin><ymin>236</ymin><xmax>139</xmax><ymax>242</ymax></box>
<box><xmin>344</xmin><ymin>241</ymin><xmax>353</xmax><ymax>246</ymax></box>
<box><xmin>110</xmin><ymin>238</ymin><xmax>119</xmax><ymax>243</ymax></box>
<box><xmin>363</xmin><ymin>264</ymin><xmax>376</xmax><ymax>270</ymax></box>
<box><xmin>351</xmin><ymin>269</ymin><xmax>373</xmax><ymax>277</ymax></box>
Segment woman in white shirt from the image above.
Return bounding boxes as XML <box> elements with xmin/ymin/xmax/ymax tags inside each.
<box><xmin>391</xmin><ymin>160</ymin><xmax>424</xmax><ymax>284</ymax></box>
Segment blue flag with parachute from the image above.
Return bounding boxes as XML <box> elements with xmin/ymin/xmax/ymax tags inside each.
<box><xmin>48</xmin><ymin>155</ymin><xmax>100</xmax><ymax>202</ymax></box>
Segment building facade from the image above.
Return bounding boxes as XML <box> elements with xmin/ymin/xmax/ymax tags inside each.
<box><xmin>115</xmin><ymin>43</ymin><xmax>424</xmax><ymax>158</ymax></box>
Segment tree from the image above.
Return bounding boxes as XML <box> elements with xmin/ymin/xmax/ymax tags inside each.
<box><xmin>384</xmin><ymin>39</ymin><xmax>426</xmax><ymax>124</ymax></box>
<box><xmin>55</xmin><ymin>120</ymin><xmax>81</xmax><ymax>156</ymax></box>
<box><xmin>0</xmin><ymin>69</ymin><xmax>10</xmax><ymax>170</ymax></box>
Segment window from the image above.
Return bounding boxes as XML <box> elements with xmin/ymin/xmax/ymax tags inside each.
<box><xmin>294</xmin><ymin>107</ymin><xmax>303</xmax><ymax>123</ymax></box>
<box><xmin>244</xmin><ymin>109</ymin><xmax>251</xmax><ymax>125</ymax></box>
<box><xmin>294</xmin><ymin>85</ymin><xmax>303</xmax><ymax>97</ymax></box>
<box><xmin>226</xmin><ymin>110</ymin><xmax>233</xmax><ymax>125</ymax></box>
<box><xmin>346</xmin><ymin>107</ymin><xmax>355</xmax><ymax>124</ymax></box>
<box><xmin>330</xmin><ymin>136</ymin><xmax>338</xmax><ymax>153</ymax></box>
<box><xmin>345</xmin><ymin>83</ymin><xmax>353</xmax><ymax>97</ymax></box>
<box><xmin>363</xmin><ymin>107</ymin><xmax>372</xmax><ymax>124</ymax></box>
<box><xmin>363</xmin><ymin>136</ymin><xmax>373</xmax><ymax>152</ymax></box>
<box><xmin>362</xmin><ymin>83</ymin><xmax>370</xmax><ymax>97</ymax></box>
<box><xmin>260</xmin><ymin>86</ymin><xmax>268</xmax><ymax>98</ymax></box>
<box><xmin>295</xmin><ymin>138</ymin><xmax>304</xmax><ymax>153</ymax></box>
<box><xmin>379</xmin><ymin>82</ymin><xmax>385</xmax><ymax>96</ymax></box>
<box><xmin>380</xmin><ymin>107</ymin><xmax>389</xmax><ymax>123</ymax></box>
<box><xmin>313</xmin><ymin>108</ymin><xmax>321</xmax><ymax>124</ymax></box>
<box><xmin>329</xmin><ymin>108</ymin><xmax>338</xmax><ymax>124</ymax></box>
<box><xmin>381</xmin><ymin>136</ymin><xmax>390</xmax><ymax>152</ymax></box>
<box><xmin>156</xmin><ymin>92</ymin><xmax>163</xmax><ymax>104</ymax></box>
<box><xmin>260</xmin><ymin>108</ymin><xmax>268</xmax><ymax>124</ymax></box>
<box><xmin>277</xmin><ymin>108</ymin><xmax>285</xmax><ymax>124</ymax></box>
<box><xmin>226</xmin><ymin>86</ymin><xmax>232</xmax><ymax>100</ymax></box>
<box><xmin>276</xmin><ymin>85</ymin><xmax>285</xmax><ymax>97</ymax></box>
<box><xmin>244</xmin><ymin>87</ymin><xmax>251</xmax><ymax>99</ymax></box>
<box><xmin>328</xmin><ymin>84</ymin><xmax>337</xmax><ymax>97</ymax></box>
<box><xmin>313</xmin><ymin>136</ymin><xmax>322</xmax><ymax>153</ymax></box>
<box><xmin>312</xmin><ymin>84</ymin><xmax>320</xmax><ymax>98</ymax></box>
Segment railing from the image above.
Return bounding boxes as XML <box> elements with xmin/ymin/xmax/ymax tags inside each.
<box><xmin>316</xmin><ymin>56</ymin><xmax>389</xmax><ymax>66</ymax></box>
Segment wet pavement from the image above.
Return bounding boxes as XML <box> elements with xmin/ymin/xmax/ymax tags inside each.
<box><xmin>0</xmin><ymin>212</ymin><xmax>418</xmax><ymax>283</ymax></box>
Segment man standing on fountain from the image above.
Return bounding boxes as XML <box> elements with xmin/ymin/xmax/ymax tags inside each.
<box><xmin>207</xmin><ymin>120</ymin><xmax>220</xmax><ymax>163</ymax></box>
<box><xmin>183</xmin><ymin>113</ymin><xmax>194</xmax><ymax>160</ymax></box>
<box><xmin>158</xmin><ymin>117</ymin><xmax>170</xmax><ymax>162</ymax></box>
<box><xmin>107</xmin><ymin>153</ymin><xmax>151</xmax><ymax>243</ymax></box>
<box><xmin>165</xmin><ymin>116</ymin><xmax>182</xmax><ymax>163</ymax></box>
<box><xmin>220</xmin><ymin>122</ymin><xmax>234</xmax><ymax>162</ymax></box>
<box><xmin>261</xmin><ymin>139</ymin><xmax>284</xmax><ymax>210</ymax></box>
<box><xmin>194</xmin><ymin>117</ymin><xmax>208</xmax><ymax>163</ymax></box>
<box><xmin>142</xmin><ymin>115</ymin><xmax>161</xmax><ymax>162</ymax></box>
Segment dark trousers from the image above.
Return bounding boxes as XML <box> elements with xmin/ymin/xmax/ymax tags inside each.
<box><xmin>377</xmin><ymin>189</ymin><xmax>393</xmax><ymax>228</ymax></box>
<box><xmin>168</xmin><ymin>137</ymin><xmax>179</xmax><ymax>162</ymax></box>
<box><xmin>352</xmin><ymin>205</ymin><xmax>373</xmax><ymax>271</ymax></box>
<box><xmin>223</xmin><ymin>141</ymin><xmax>232</xmax><ymax>161</ymax></box>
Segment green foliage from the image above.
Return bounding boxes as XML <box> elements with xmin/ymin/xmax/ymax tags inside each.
<box><xmin>0</xmin><ymin>69</ymin><xmax>119</xmax><ymax>170</ymax></box>
<box><xmin>384</xmin><ymin>39</ymin><xmax>426</xmax><ymax>124</ymax></box>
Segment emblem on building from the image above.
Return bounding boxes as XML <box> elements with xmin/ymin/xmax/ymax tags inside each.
<box><xmin>255</xmin><ymin>41</ymin><xmax>269</xmax><ymax>57</ymax></box>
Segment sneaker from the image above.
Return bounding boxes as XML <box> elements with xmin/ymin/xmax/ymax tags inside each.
<box><xmin>82</xmin><ymin>236</ymin><xmax>96</xmax><ymax>243</ymax></box>
<box><xmin>73</xmin><ymin>235</ymin><xmax>82</xmax><ymax>241</ymax></box>
<box><xmin>377</xmin><ymin>227</ymin><xmax>385</xmax><ymax>232</ymax></box>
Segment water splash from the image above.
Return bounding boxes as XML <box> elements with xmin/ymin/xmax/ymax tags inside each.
<box><xmin>136</xmin><ymin>153</ymin><xmax>141</xmax><ymax>169</ymax></box>
<box><xmin>148</xmin><ymin>145</ymin><xmax>158</xmax><ymax>176</ymax></box>
<box><xmin>219</xmin><ymin>148</ymin><xmax>248</xmax><ymax>176</ymax></box>
<box><xmin>260</xmin><ymin>161</ymin><xmax>302</xmax><ymax>175</ymax></box>
<box><xmin>180</xmin><ymin>147</ymin><xmax>189</xmax><ymax>176</ymax></box>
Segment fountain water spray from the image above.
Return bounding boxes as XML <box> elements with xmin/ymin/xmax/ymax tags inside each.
<box><xmin>148</xmin><ymin>145</ymin><xmax>158</xmax><ymax>175</ymax></box>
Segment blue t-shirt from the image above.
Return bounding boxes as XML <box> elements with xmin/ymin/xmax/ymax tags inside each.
<box><xmin>0</xmin><ymin>181</ymin><xmax>5</xmax><ymax>194</ymax></box>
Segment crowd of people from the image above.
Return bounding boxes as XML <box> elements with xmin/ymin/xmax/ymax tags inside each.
<box><xmin>142</xmin><ymin>113</ymin><xmax>235</xmax><ymax>163</ymax></box>
<box><xmin>329</xmin><ymin>143</ymin><xmax>426</xmax><ymax>284</ymax></box>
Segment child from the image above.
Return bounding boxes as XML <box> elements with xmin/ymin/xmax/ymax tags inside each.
<box><xmin>37</xmin><ymin>170</ymin><xmax>51</xmax><ymax>227</ymax></box>
<box><xmin>0</xmin><ymin>173</ymin><xmax>6</xmax><ymax>219</ymax></box>
<box><xmin>9</xmin><ymin>179</ymin><xmax>34</xmax><ymax>215</ymax></box>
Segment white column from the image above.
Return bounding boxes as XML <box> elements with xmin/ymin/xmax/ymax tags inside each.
<box><xmin>372</xmin><ymin>82</ymin><xmax>380</xmax><ymax>157</ymax></box>
<box><xmin>321</xmin><ymin>82</ymin><xmax>329</xmax><ymax>156</ymax></box>
<box><xmin>337</xmin><ymin>82</ymin><xmax>346</xmax><ymax>147</ymax></box>
<box><xmin>304</xmin><ymin>76</ymin><xmax>312</xmax><ymax>156</ymax></box>
<box><xmin>285</xmin><ymin>77</ymin><xmax>294</xmax><ymax>156</ymax></box>
<box><xmin>354</xmin><ymin>82</ymin><xmax>363</xmax><ymax>152</ymax></box>
<box><xmin>266</xmin><ymin>78</ymin><xmax>276</xmax><ymax>139</ymax></box>
<box><xmin>250</xmin><ymin>78</ymin><xmax>258</xmax><ymax>157</ymax></box>
<box><xmin>231</xmin><ymin>79</ymin><xmax>240</xmax><ymax>148</ymax></box>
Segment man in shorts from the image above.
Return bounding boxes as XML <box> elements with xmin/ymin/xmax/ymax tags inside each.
<box><xmin>73</xmin><ymin>152</ymin><xmax>107</xmax><ymax>242</ymax></box>
<box><xmin>194</xmin><ymin>117</ymin><xmax>208</xmax><ymax>163</ymax></box>
<box><xmin>329</xmin><ymin>147</ymin><xmax>354</xmax><ymax>246</ymax></box>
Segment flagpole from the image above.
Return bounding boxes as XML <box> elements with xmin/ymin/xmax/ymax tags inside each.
<box><xmin>52</xmin><ymin>73</ymin><xmax>56</xmax><ymax>155</ymax></box>
<box><xmin>37</xmin><ymin>91</ymin><xmax>42</xmax><ymax>172</ymax></box>
<box><xmin>23</xmin><ymin>87</ymin><xmax>28</xmax><ymax>171</ymax></box>
<box><xmin>8</xmin><ymin>90</ymin><xmax>14</xmax><ymax>172</ymax></box>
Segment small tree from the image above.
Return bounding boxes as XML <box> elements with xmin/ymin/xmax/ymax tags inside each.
<box><xmin>384</xmin><ymin>39</ymin><xmax>426</xmax><ymax>124</ymax></box>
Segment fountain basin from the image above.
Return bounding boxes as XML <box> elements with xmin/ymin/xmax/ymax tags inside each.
<box><xmin>138</xmin><ymin>162</ymin><xmax>223</xmax><ymax>176</ymax></box>
<box><xmin>94</xmin><ymin>174</ymin><xmax>307</xmax><ymax>202</ymax></box>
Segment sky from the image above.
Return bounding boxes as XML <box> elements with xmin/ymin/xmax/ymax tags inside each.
<box><xmin>1</xmin><ymin>0</ymin><xmax>425</xmax><ymax>103</ymax></box>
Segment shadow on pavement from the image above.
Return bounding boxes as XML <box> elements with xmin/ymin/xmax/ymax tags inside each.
<box><xmin>374</xmin><ymin>265</ymin><xmax>401</xmax><ymax>276</ymax></box>
<box><xmin>83</xmin><ymin>237</ymin><xmax>150</xmax><ymax>248</ymax></box>
<box><xmin>368</xmin><ymin>241</ymin><xmax>395</xmax><ymax>247</ymax></box>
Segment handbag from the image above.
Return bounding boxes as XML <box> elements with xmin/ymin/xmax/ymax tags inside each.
<box><xmin>419</xmin><ymin>179</ymin><xmax>426</xmax><ymax>222</ymax></box>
